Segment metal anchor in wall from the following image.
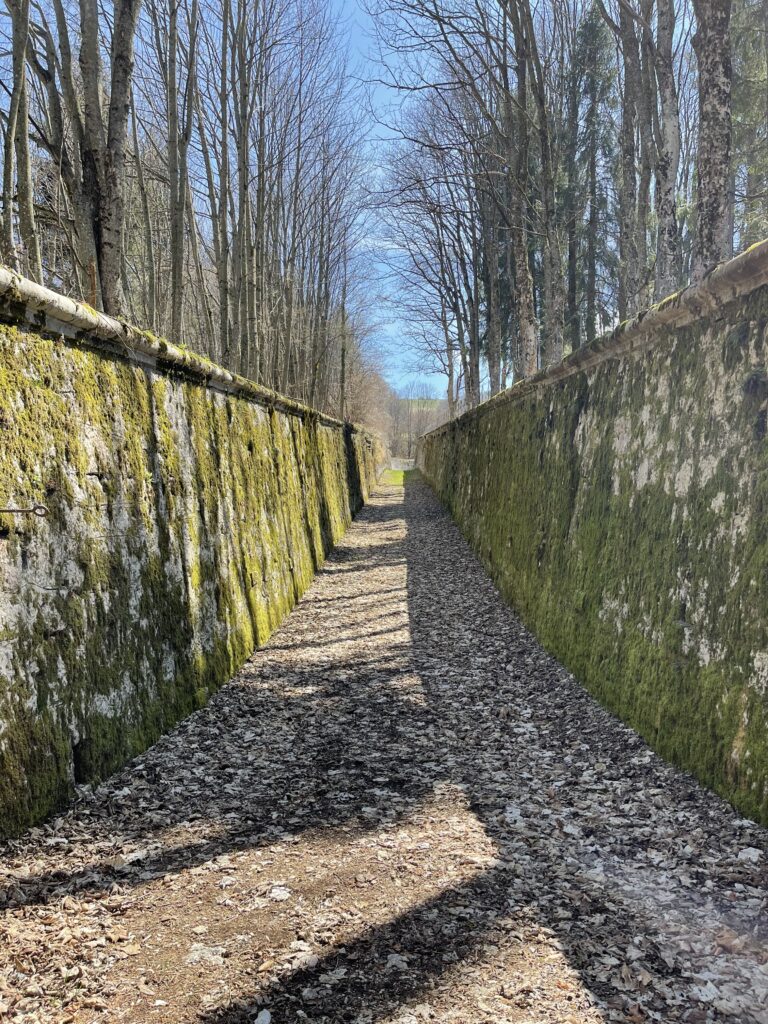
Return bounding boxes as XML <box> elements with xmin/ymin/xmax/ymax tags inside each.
<box><xmin>0</xmin><ymin>504</ymin><xmax>50</xmax><ymax>518</ymax></box>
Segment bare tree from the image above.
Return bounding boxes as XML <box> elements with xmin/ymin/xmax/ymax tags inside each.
<box><xmin>691</xmin><ymin>0</ymin><xmax>733</xmax><ymax>278</ymax></box>
<box><xmin>0</xmin><ymin>0</ymin><xmax>750</xmax><ymax>420</ymax></box>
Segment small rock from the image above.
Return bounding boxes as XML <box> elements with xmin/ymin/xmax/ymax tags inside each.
<box><xmin>386</xmin><ymin>953</ymin><xmax>409</xmax><ymax>971</ymax></box>
<box><xmin>186</xmin><ymin>943</ymin><xmax>226</xmax><ymax>966</ymax></box>
<box><xmin>737</xmin><ymin>847</ymin><xmax>762</xmax><ymax>863</ymax></box>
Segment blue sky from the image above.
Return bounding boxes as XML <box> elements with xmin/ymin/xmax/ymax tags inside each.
<box><xmin>333</xmin><ymin>0</ymin><xmax>448</xmax><ymax>398</ymax></box>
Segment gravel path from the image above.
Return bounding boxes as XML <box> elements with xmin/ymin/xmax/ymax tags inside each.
<box><xmin>1</xmin><ymin>475</ymin><xmax>767</xmax><ymax>1024</ymax></box>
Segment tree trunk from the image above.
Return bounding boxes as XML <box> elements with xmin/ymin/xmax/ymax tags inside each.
<box><xmin>509</xmin><ymin>17</ymin><xmax>538</xmax><ymax>378</ymax></box>
<box><xmin>131</xmin><ymin>104</ymin><xmax>156</xmax><ymax>329</ymax></box>
<box><xmin>692</xmin><ymin>0</ymin><xmax>733</xmax><ymax>279</ymax></box>
<box><xmin>2</xmin><ymin>0</ymin><xmax>33</xmax><ymax>270</ymax></box>
<box><xmin>78</xmin><ymin>0</ymin><xmax>142</xmax><ymax>315</ymax></box>
<box><xmin>15</xmin><ymin>70</ymin><xmax>42</xmax><ymax>281</ymax></box>
<box><xmin>612</xmin><ymin>2</ymin><xmax>641</xmax><ymax>319</ymax></box>
<box><xmin>521</xmin><ymin>0</ymin><xmax>562</xmax><ymax>366</ymax></box>
<box><xmin>654</xmin><ymin>0</ymin><xmax>681</xmax><ymax>298</ymax></box>
<box><xmin>483</xmin><ymin>193</ymin><xmax>501</xmax><ymax>395</ymax></box>
<box><xmin>586</xmin><ymin>62</ymin><xmax>598</xmax><ymax>346</ymax></box>
<box><xmin>564</xmin><ymin>50</ymin><xmax>580</xmax><ymax>351</ymax></box>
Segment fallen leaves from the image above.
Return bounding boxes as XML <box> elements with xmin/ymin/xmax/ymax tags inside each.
<box><xmin>0</xmin><ymin>479</ymin><xmax>766</xmax><ymax>1024</ymax></box>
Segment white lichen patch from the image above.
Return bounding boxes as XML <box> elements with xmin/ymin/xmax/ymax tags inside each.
<box><xmin>674</xmin><ymin>460</ymin><xmax>694</xmax><ymax>498</ymax></box>
<box><xmin>750</xmin><ymin>651</ymin><xmax>768</xmax><ymax>696</ymax></box>
<box><xmin>598</xmin><ymin>594</ymin><xmax>629</xmax><ymax>635</ymax></box>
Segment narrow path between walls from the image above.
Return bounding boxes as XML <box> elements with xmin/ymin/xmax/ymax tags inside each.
<box><xmin>1</xmin><ymin>476</ymin><xmax>767</xmax><ymax>1024</ymax></box>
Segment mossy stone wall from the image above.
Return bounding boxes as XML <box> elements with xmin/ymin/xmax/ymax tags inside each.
<box><xmin>0</xmin><ymin>323</ymin><xmax>381</xmax><ymax>837</ymax></box>
<box><xmin>418</xmin><ymin>286</ymin><xmax>768</xmax><ymax>825</ymax></box>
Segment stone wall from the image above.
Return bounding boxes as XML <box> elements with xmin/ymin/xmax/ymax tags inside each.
<box><xmin>0</xmin><ymin>272</ymin><xmax>383</xmax><ymax>836</ymax></box>
<box><xmin>418</xmin><ymin>242</ymin><xmax>768</xmax><ymax>825</ymax></box>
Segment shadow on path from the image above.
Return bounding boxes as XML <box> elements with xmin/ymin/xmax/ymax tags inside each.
<box><xmin>2</xmin><ymin>476</ymin><xmax>767</xmax><ymax>1024</ymax></box>
<box><xmin>197</xmin><ymin>477</ymin><xmax>767</xmax><ymax>1024</ymax></box>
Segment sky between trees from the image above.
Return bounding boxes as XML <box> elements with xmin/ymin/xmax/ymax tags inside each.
<box><xmin>0</xmin><ymin>0</ymin><xmax>759</xmax><ymax>438</ymax></box>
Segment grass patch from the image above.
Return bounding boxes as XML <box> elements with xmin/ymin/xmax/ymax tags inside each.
<box><xmin>382</xmin><ymin>468</ymin><xmax>422</xmax><ymax>487</ymax></box>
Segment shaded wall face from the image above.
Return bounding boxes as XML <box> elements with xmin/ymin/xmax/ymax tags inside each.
<box><xmin>0</xmin><ymin>324</ymin><xmax>381</xmax><ymax>837</ymax></box>
<box><xmin>418</xmin><ymin>287</ymin><xmax>768</xmax><ymax>825</ymax></box>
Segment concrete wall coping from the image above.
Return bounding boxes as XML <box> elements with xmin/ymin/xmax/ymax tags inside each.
<box><xmin>0</xmin><ymin>265</ymin><xmax>360</xmax><ymax>433</ymax></box>
<box><xmin>423</xmin><ymin>238</ymin><xmax>768</xmax><ymax>440</ymax></box>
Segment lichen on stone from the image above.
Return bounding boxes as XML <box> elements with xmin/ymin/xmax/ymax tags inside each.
<box><xmin>418</xmin><ymin>285</ymin><xmax>768</xmax><ymax>826</ymax></box>
<box><xmin>0</xmin><ymin>322</ymin><xmax>382</xmax><ymax>837</ymax></box>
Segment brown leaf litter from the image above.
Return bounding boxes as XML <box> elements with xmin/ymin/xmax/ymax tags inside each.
<box><xmin>1</xmin><ymin>475</ymin><xmax>766</xmax><ymax>1023</ymax></box>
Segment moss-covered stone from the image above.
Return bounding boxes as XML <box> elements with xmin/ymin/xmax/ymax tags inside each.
<box><xmin>419</xmin><ymin>285</ymin><xmax>768</xmax><ymax>826</ymax></box>
<box><xmin>0</xmin><ymin>323</ymin><xmax>383</xmax><ymax>837</ymax></box>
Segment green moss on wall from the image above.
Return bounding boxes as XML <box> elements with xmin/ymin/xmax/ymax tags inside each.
<box><xmin>0</xmin><ymin>324</ymin><xmax>381</xmax><ymax>837</ymax></box>
<box><xmin>419</xmin><ymin>287</ymin><xmax>768</xmax><ymax>826</ymax></box>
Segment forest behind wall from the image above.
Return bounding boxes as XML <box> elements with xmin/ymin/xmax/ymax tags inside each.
<box><xmin>377</xmin><ymin>0</ymin><xmax>766</xmax><ymax>409</ymax></box>
<box><xmin>1</xmin><ymin>0</ymin><xmax>766</xmax><ymax>417</ymax></box>
<box><xmin>0</xmin><ymin>0</ymin><xmax>396</xmax><ymax>424</ymax></box>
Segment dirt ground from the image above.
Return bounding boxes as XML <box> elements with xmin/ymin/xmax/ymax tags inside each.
<box><xmin>1</xmin><ymin>474</ymin><xmax>767</xmax><ymax>1024</ymax></box>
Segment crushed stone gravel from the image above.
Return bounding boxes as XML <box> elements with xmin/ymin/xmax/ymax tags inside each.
<box><xmin>1</xmin><ymin>474</ymin><xmax>767</xmax><ymax>1024</ymax></box>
